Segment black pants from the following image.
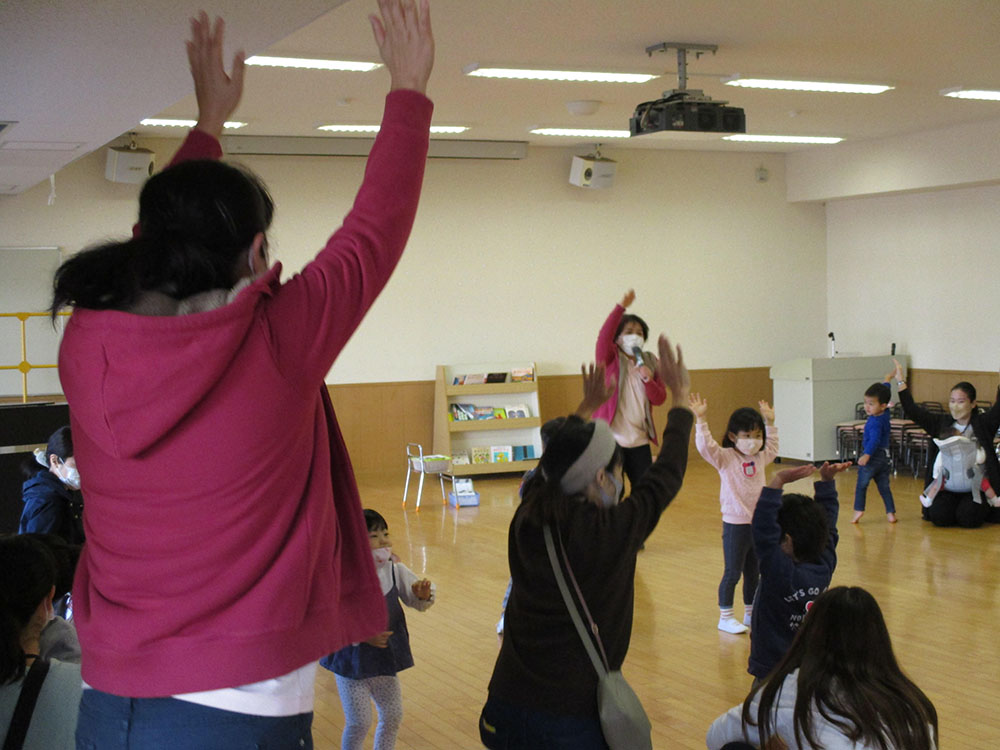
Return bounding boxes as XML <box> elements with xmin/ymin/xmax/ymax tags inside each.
<box><xmin>927</xmin><ymin>490</ymin><xmax>990</xmax><ymax>528</ymax></box>
<box><xmin>621</xmin><ymin>444</ymin><xmax>652</xmax><ymax>490</ymax></box>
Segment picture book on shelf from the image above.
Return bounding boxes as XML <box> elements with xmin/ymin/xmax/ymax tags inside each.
<box><xmin>451</xmin><ymin>451</ymin><xmax>470</xmax><ymax>465</ymax></box>
<box><xmin>471</xmin><ymin>446</ymin><xmax>491</xmax><ymax>464</ymax></box>
<box><xmin>452</xmin><ymin>375</ymin><xmax>466</xmax><ymax>385</ymax></box>
<box><xmin>463</xmin><ymin>373</ymin><xmax>487</xmax><ymax>385</ymax></box>
<box><xmin>473</xmin><ymin>406</ymin><xmax>495</xmax><ymax>420</ymax></box>
<box><xmin>505</xmin><ymin>404</ymin><xmax>530</xmax><ymax>419</ymax></box>
<box><xmin>451</xmin><ymin>403</ymin><xmax>476</xmax><ymax>421</ymax></box>
<box><xmin>510</xmin><ymin>366</ymin><xmax>534</xmax><ymax>382</ymax></box>
<box><xmin>486</xmin><ymin>372</ymin><xmax>508</xmax><ymax>384</ymax></box>
<box><xmin>492</xmin><ymin>407</ymin><xmax>507</xmax><ymax>419</ymax></box>
<box><xmin>491</xmin><ymin>445</ymin><xmax>513</xmax><ymax>463</ymax></box>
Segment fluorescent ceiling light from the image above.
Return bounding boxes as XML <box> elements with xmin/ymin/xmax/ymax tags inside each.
<box><xmin>530</xmin><ymin>128</ymin><xmax>631</xmax><ymax>138</ymax></box>
<box><xmin>940</xmin><ymin>87</ymin><xmax>1000</xmax><ymax>101</ymax></box>
<box><xmin>245</xmin><ymin>55</ymin><xmax>381</xmax><ymax>72</ymax></box>
<box><xmin>464</xmin><ymin>64</ymin><xmax>655</xmax><ymax>84</ymax></box>
<box><xmin>724</xmin><ymin>134</ymin><xmax>843</xmax><ymax>144</ymax></box>
<box><xmin>141</xmin><ymin>118</ymin><xmax>247</xmax><ymax>129</ymax></box>
<box><xmin>317</xmin><ymin>125</ymin><xmax>469</xmax><ymax>134</ymax></box>
<box><xmin>723</xmin><ymin>77</ymin><xmax>892</xmax><ymax>94</ymax></box>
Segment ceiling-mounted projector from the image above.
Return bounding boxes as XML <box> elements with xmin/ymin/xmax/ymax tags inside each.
<box><xmin>629</xmin><ymin>42</ymin><xmax>746</xmax><ymax>137</ymax></box>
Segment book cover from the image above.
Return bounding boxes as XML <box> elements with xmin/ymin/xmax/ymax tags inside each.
<box><xmin>452</xmin><ymin>375</ymin><xmax>466</xmax><ymax>385</ymax></box>
<box><xmin>453</xmin><ymin>477</ymin><xmax>475</xmax><ymax>495</ymax></box>
<box><xmin>486</xmin><ymin>372</ymin><xmax>508</xmax><ymax>383</ymax></box>
<box><xmin>505</xmin><ymin>404</ymin><xmax>530</xmax><ymax>419</ymax></box>
<box><xmin>510</xmin><ymin>367</ymin><xmax>534</xmax><ymax>382</ymax></box>
<box><xmin>463</xmin><ymin>373</ymin><xmax>487</xmax><ymax>385</ymax></box>
<box><xmin>492</xmin><ymin>407</ymin><xmax>507</xmax><ymax>419</ymax></box>
<box><xmin>473</xmin><ymin>405</ymin><xmax>495</xmax><ymax>420</ymax></box>
<box><xmin>491</xmin><ymin>445</ymin><xmax>513</xmax><ymax>463</ymax></box>
<box><xmin>471</xmin><ymin>446</ymin><xmax>491</xmax><ymax>464</ymax></box>
<box><xmin>451</xmin><ymin>403</ymin><xmax>476</xmax><ymax>421</ymax></box>
<box><xmin>451</xmin><ymin>451</ymin><xmax>470</xmax><ymax>465</ymax></box>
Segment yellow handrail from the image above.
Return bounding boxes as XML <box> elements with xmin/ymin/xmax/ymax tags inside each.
<box><xmin>0</xmin><ymin>311</ymin><xmax>71</xmax><ymax>403</ymax></box>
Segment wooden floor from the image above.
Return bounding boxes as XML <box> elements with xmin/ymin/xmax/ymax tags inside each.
<box><xmin>311</xmin><ymin>459</ymin><xmax>1000</xmax><ymax>749</ymax></box>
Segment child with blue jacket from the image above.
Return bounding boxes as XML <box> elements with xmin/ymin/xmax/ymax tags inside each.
<box><xmin>748</xmin><ymin>461</ymin><xmax>849</xmax><ymax>685</ymax></box>
<box><xmin>852</xmin><ymin>380</ymin><xmax>896</xmax><ymax>524</ymax></box>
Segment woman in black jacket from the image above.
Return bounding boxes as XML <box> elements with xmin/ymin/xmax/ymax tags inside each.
<box><xmin>892</xmin><ymin>360</ymin><xmax>1000</xmax><ymax>527</ymax></box>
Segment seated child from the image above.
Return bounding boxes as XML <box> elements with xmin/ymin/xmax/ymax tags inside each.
<box><xmin>748</xmin><ymin>461</ymin><xmax>849</xmax><ymax>685</ymax></box>
<box><xmin>321</xmin><ymin>509</ymin><xmax>435</xmax><ymax>750</ymax></box>
<box><xmin>852</xmin><ymin>381</ymin><xmax>896</xmax><ymax>524</ymax></box>
<box><xmin>708</xmin><ymin>586</ymin><xmax>938</xmax><ymax>750</ymax></box>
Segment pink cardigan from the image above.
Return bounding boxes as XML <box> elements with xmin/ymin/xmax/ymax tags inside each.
<box><xmin>60</xmin><ymin>90</ymin><xmax>433</xmax><ymax>697</ymax></box>
<box><xmin>593</xmin><ymin>303</ymin><xmax>667</xmax><ymax>445</ymax></box>
<box><xmin>695</xmin><ymin>422</ymin><xmax>779</xmax><ymax>524</ymax></box>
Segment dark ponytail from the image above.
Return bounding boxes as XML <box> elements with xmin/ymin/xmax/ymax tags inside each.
<box><xmin>0</xmin><ymin>536</ymin><xmax>57</xmax><ymax>684</ymax></box>
<box><xmin>52</xmin><ymin>158</ymin><xmax>273</xmax><ymax>315</ymax></box>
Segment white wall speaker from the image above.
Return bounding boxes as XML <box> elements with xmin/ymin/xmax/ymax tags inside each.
<box><xmin>105</xmin><ymin>147</ymin><xmax>155</xmax><ymax>184</ymax></box>
<box><xmin>568</xmin><ymin>155</ymin><xmax>616</xmax><ymax>189</ymax></box>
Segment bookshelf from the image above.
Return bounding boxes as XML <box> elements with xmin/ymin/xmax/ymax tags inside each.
<box><xmin>432</xmin><ymin>363</ymin><xmax>542</xmax><ymax>477</ymax></box>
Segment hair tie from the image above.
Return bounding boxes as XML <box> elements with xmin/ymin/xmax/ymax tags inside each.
<box><xmin>560</xmin><ymin>420</ymin><xmax>616</xmax><ymax>495</ymax></box>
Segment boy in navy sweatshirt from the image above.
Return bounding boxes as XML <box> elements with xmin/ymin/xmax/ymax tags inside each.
<box><xmin>747</xmin><ymin>461</ymin><xmax>849</xmax><ymax>685</ymax></box>
<box><xmin>853</xmin><ymin>380</ymin><xmax>896</xmax><ymax>524</ymax></box>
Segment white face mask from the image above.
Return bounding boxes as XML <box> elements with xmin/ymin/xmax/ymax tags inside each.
<box><xmin>736</xmin><ymin>438</ymin><xmax>763</xmax><ymax>455</ymax></box>
<box><xmin>59</xmin><ymin>464</ymin><xmax>81</xmax><ymax>490</ymax></box>
<box><xmin>372</xmin><ymin>547</ymin><xmax>392</xmax><ymax>565</ymax></box>
<box><xmin>619</xmin><ymin>333</ymin><xmax>644</xmax><ymax>353</ymax></box>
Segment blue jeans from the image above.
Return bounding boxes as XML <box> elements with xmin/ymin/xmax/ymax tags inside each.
<box><xmin>718</xmin><ymin>522</ymin><xmax>758</xmax><ymax>608</ymax></box>
<box><xmin>480</xmin><ymin>697</ymin><xmax>609</xmax><ymax>750</ymax></box>
<box><xmin>76</xmin><ymin>688</ymin><xmax>313</xmax><ymax>750</ymax></box>
<box><xmin>854</xmin><ymin>449</ymin><xmax>895</xmax><ymax>513</ymax></box>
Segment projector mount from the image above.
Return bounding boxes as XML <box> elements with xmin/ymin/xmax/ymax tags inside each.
<box><xmin>645</xmin><ymin>42</ymin><xmax>722</xmax><ymax>104</ymax></box>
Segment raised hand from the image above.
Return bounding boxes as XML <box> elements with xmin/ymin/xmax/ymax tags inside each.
<box><xmin>186</xmin><ymin>13</ymin><xmax>246</xmax><ymax>138</ymax></box>
<box><xmin>891</xmin><ymin>358</ymin><xmax>906</xmax><ymax>388</ymax></box>
<box><xmin>656</xmin><ymin>335</ymin><xmax>690</xmax><ymax>407</ymax></box>
<box><xmin>758</xmin><ymin>400</ymin><xmax>775</xmax><ymax>425</ymax></box>
<box><xmin>411</xmin><ymin>579</ymin><xmax>433</xmax><ymax>601</ymax></box>
<box><xmin>688</xmin><ymin>392</ymin><xmax>709</xmax><ymax>421</ymax></box>
<box><xmin>621</xmin><ymin>289</ymin><xmax>636</xmax><ymax>308</ymax></box>
<box><xmin>767</xmin><ymin>464</ymin><xmax>816</xmax><ymax>490</ymax></box>
<box><xmin>370</xmin><ymin>0</ymin><xmax>434</xmax><ymax>94</ymax></box>
<box><xmin>818</xmin><ymin>461</ymin><xmax>852</xmax><ymax>481</ymax></box>
<box><xmin>576</xmin><ymin>362</ymin><xmax>614</xmax><ymax>419</ymax></box>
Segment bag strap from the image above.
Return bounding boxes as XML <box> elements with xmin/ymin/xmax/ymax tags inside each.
<box><xmin>2</xmin><ymin>658</ymin><xmax>50</xmax><ymax>750</ymax></box>
<box><xmin>543</xmin><ymin>524</ymin><xmax>609</xmax><ymax>677</ymax></box>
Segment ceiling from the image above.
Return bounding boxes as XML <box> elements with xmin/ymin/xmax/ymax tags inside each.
<box><xmin>2</xmin><ymin>0</ymin><xmax>999</xmax><ymax>194</ymax></box>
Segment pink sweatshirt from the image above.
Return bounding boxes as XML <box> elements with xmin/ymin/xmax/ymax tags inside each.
<box><xmin>60</xmin><ymin>90</ymin><xmax>433</xmax><ymax>697</ymax></box>
<box><xmin>695</xmin><ymin>422</ymin><xmax>779</xmax><ymax>524</ymax></box>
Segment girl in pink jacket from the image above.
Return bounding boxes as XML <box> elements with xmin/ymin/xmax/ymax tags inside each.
<box><xmin>690</xmin><ymin>395</ymin><xmax>778</xmax><ymax>634</ymax></box>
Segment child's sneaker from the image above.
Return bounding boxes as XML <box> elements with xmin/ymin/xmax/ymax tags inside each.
<box><xmin>718</xmin><ymin>617</ymin><xmax>748</xmax><ymax>634</ymax></box>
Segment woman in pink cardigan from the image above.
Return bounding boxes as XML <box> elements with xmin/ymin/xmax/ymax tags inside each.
<box><xmin>51</xmin><ymin>2</ymin><xmax>434</xmax><ymax>747</ymax></box>
<box><xmin>594</xmin><ymin>289</ymin><xmax>667</xmax><ymax>489</ymax></box>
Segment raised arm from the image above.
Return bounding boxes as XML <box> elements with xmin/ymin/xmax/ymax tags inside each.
<box><xmin>691</xmin><ymin>393</ymin><xmax>725</xmax><ymax>468</ymax></box>
<box><xmin>575</xmin><ymin>362</ymin><xmax>615</xmax><ymax>419</ymax></box>
<box><xmin>596</xmin><ymin>294</ymin><xmax>628</xmax><ymax>367</ymax></box>
<box><xmin>264</xmin><ymin>0</ymin><xmax>435</xmax><ymax>388</ymax></box>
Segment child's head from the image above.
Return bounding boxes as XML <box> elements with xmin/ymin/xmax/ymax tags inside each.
<box><xmin>614</xmin><ymin>314</ymin><xmax>649</xmax><ymax>348</ymax></box>
<box><xmin>721</xmin><ymin>407</ymin><xmax>766</xmax><ymax>454</ymax></box>
<box><xmin>364</xmin><ymin>508</ymin><xmax>390</xmax><ymax>549</ymax></box>
<box><xmin>863</xmin><ymin>382</ymin><xmax>890</xmax><ymax>416</ymax></box>
<box><xmin>777</xmin><ymin>492</ymin><xmax>829</xmax><ymax>563</ymax></box>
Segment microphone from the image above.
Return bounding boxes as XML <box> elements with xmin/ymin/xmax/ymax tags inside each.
<box><xmin>891</xmin><ymin>342</ymin><xmax>896</xmax><ymax>356</ymax></box>
<box><xmin>631</xmin><ymin>346</ymin><xmax>645</xmax><ymax>369</ymax></box>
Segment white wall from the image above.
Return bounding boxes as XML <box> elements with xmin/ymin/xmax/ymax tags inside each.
<box><xmin>0</xmin><ymin>138</ymin><xmax>829</xmax><ymax>385</ymax></box>
<box><xmin>826</xmin><ymin>183</ymin><xmax>1000</xmax><ymax>371</ymax></box>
